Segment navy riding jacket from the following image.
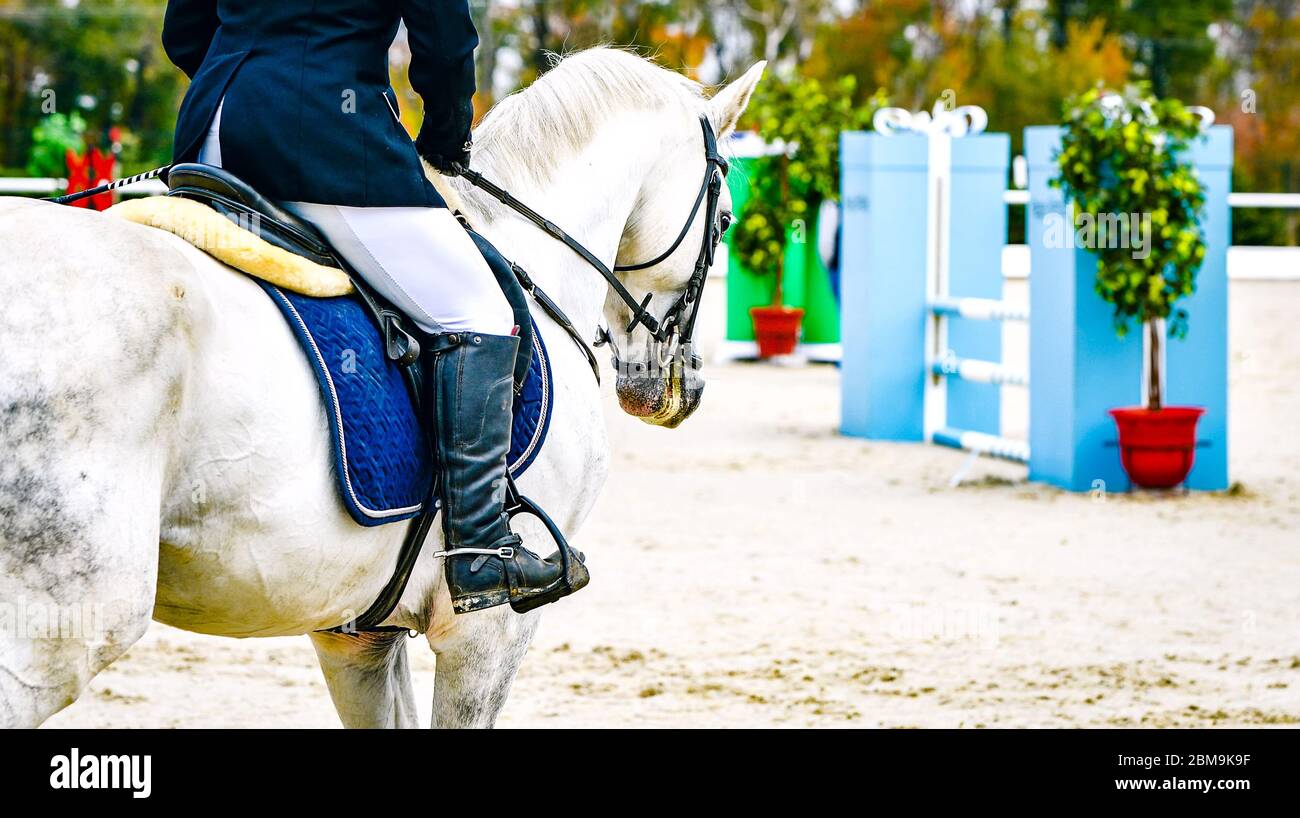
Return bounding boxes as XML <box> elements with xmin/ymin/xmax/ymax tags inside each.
<box><xmin>163</xmin><ymin>0</ymin><xmax>478</xmax><ymax>207</ymax></box>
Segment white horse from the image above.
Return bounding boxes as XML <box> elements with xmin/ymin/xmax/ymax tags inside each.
<box><xmin>0</xmin><ymin>48</ymin><xmax>762</xmax><ymax>728</ymax></box>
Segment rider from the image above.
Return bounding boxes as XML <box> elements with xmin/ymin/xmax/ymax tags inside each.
<box><xmin>161</xmin><ymin>0</ymin><xmax>586</xmax><ymax>615</ymax></box>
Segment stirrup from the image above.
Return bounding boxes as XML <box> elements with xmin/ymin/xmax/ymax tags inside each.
<box><xmin>502</xmin><ymin>479</ymin><xmax>590</xmax><ymax>614</ymax></box>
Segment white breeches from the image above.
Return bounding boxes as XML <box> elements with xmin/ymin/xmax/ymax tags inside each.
<box><xmin>198</xmin><ymin>100</ymin><xmax>513</xmax><ymax>336</ymax></box>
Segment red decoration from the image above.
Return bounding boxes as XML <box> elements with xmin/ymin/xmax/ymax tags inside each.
<box><xmin>64</xmin><ymin>148</ymin><xmax>91</xmax><ymax>208</ymax></box>
<box><xmin>89</xmin><ymin>148</ymin><xmax>116</xmax><ymax>211</ymax></box>
<box><xmin>63</xmin><ymin>147</ymin><xmax>117</xmax><ymax>210</ymax></box>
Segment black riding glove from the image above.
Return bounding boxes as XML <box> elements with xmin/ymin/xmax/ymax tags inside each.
<box><xmin>424</xmin><ymin>140</ymin><xmax>473</xmax><ymax>177</ymax></box>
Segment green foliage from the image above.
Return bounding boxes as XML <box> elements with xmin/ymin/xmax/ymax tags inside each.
<box><xmin>802</xmin><ymin>2</ymin><xmax>1293</xmax><ymax>245</ymax></box>
<box><xmin>0</xmin><ymin>0</ymin><xmax>182</xmax><ymax>171</ymax></box>
<box><xmin>26</xmin><ymin>112</ymin><xmax>86</xmax><ymax>178</ymax></box>
<box><xmin>1053</xmin><ymin>84</ymin><xmax>1207</xmax><ymax>339</ymax></box>
<box><xmin>730</xmin><ymin>74</ymin><xmax>883</xmax><ymax>299</ymax></box>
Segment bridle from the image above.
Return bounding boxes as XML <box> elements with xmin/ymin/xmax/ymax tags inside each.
<box><xmin>457</xmin><ymin>115</ymin><xmax>730</xmax><ymax>374</ymax></box>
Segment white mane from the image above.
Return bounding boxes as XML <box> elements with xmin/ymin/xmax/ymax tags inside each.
<box><xmin>456</xmin><ymin>48</ymin><xmax>705</xmax><ymax>205</ymax></box>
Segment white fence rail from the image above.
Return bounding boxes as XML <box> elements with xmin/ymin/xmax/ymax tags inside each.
<box><xmin>1004</xmin><ymin>188</ymin><xmax>1300</xmax><ymax>210</ymax></box>
<box><xmin>1002</xmin><ymin>183</ymin><xmax>1299</xmax><ymax>281</ymax></box>
<box><xmin>3</xmin><ymin>176</ymin><xmax>1297</xmax><ymax>280</ymax></box>
<box><xmin>0</xmin><ymin>177</ymin><xmax>166</xmax><ymax>196</ymax></box>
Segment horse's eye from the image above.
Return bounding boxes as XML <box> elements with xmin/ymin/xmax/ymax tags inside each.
<box><xmin>719</xmin><ymin>212</ymin><xmax>734</xmax><ymax>234</ymax></box>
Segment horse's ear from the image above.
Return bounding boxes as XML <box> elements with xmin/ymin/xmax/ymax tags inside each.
<box><xmin>708</xmin><ymin>61</ymin><xmax>766</xmax><ymax>139</ymax></box>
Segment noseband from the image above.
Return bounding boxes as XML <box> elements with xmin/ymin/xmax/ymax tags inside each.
<box><xmin>457</xmin><ymin>115</ymin><xmax>729</xmax><ymax>373</ymax></box>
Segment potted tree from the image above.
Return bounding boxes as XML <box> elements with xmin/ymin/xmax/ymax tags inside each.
<box><xmin>1054</xmin><ymin>85</ymin><xmax>1211</xmax><ymax>488</ymax></box>
<box><xmin>732</xmin><ymin>75</ymin><xmax>880</xmax><ymax>358</ymax></box>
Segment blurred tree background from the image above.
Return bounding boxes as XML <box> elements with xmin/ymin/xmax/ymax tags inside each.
<box><xmin>0</xmin><ymin>0</ymin><xmax>183</xmax><ymax>175</ymax></box>
<box><xmin>0</xmin><ymin>0</ymin><xmax>1295</xmax><ymax>241</ymax></box>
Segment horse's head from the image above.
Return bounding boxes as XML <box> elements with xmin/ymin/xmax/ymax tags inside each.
<box><xmin>603</xmin><ymin>61</ymin><xmax>765</xmax><ymax>428</ymax></box>
<box><xmin>448</xmin><ymin>51</ymin><xmax>765</xmax><ymax>428</ymax></box>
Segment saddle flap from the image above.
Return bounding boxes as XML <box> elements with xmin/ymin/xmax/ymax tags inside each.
<box><xmin>257</xmin><ymin>282</ymin><xmax>557</xmax><ymax>528</ymax></box>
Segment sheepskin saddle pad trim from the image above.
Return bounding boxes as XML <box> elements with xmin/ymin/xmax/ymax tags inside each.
<box><xmin>108</xmin><ymin>196</ymin><xmax>354</xmax><ymax>297</ymax></box>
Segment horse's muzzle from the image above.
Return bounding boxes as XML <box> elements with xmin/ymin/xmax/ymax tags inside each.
<box><xmin>615</xmin><ymin>370</ymin><xmax>705</xmax><ymax>428</ymax></box>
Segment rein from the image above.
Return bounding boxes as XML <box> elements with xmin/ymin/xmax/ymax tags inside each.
<box><xmin>507</xmin><ymin>261</ymin><xmax>604</xmax><ymax>384</ymax></box>
<box><xmin>457</xmin><ymin>115</ymin><xmax>729</xmax><ymax>372</ymax></box>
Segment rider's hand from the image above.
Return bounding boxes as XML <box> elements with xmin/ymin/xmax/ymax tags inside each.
<box><xmin>425</xmin><ymin>140</ymin><xmax>472</xmax><ymax>177</ymax></box>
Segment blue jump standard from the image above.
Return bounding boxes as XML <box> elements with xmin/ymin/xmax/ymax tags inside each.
<box><xmin>839</xmin><ymin>125</ymin><xmax>1232</xmax><ymax>491</ymax></box>
<box><xmin>1024</xmin><ymin>126</ymin><xmax>1231</xmax><ymax>492</ymax></box>
<box><xmin>840</xmin><ymin>131</ymin><xmax>1009</xmax><ymax>443</ymax></box>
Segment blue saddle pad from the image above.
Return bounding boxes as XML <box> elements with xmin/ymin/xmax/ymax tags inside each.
<box><xmin>258</xmin><ymin>283</ymin><xmax>554</xmax><ymax>527</ymax></box>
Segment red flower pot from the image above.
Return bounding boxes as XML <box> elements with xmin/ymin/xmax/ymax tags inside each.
<box><xmin>1109</xmin><ymin>406</ymin><xmax>1205</xmax><ymax>489</ymax></box>
<box><xmin>750</xmin><ymin>305</ymin><xmax>805</xmax><ymax>358</ymax></box>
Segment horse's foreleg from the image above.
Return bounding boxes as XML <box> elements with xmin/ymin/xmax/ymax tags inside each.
<box><xmin>428</xmin><ymin>606</ymin><xmax>540</xmax><ymax>728</ymax></box>
<box><xmin>310</xmin><ymin>629</ymin><xmax>419</xmax><ymax>728</ymax></box>
<box><xmin>0</xmin><ymin>597</ymin><xmax>154</xmax><ymax>728</ymax></box>
<box><xmin>0</xmin><ymin>475</ymin><xmax>160</xmax><ymax>728</ymax></box>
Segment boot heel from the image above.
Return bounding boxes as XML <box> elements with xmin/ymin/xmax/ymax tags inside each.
<box><xmin>451</xmin><ymin>588</ymin><xmax>512</xmax><ymax>614</ymax></box>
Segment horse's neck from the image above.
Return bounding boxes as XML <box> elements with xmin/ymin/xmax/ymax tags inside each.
<box><xmin>460</xmin><ymin>117</ymin><xmax>656</xmax><ymax>344</ymax></box>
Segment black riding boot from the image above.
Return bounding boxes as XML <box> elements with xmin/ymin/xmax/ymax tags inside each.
<box><xmin>428</xmin><ymin>331</ymin><xmax>589</xmax><ymax>614</ymax></box>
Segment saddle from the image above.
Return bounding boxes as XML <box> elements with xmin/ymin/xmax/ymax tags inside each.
<box><xmin>165</xmin><ymin>163</ymin><xmax>536</xmax><ymax>382</ymax></box>
<box><xmin>153</xmin><ymin>163</ymin><xmax>559</xmax><ymax>630</ymax></box>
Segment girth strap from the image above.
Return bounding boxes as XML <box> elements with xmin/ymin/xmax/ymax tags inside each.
<box><xmin>332</xmin><ymin>504</ymin><xmax>439</xmax><ymax>633</ymax></box>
